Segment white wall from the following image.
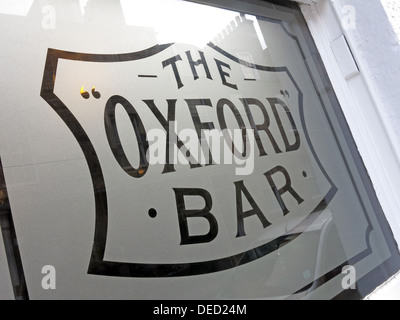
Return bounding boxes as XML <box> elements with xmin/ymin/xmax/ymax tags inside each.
<box><xmin>346</xmin><ymin>0</ymin><xmax>400</xmax><ymax>148</ymax></box>
<box><xmin>381</xmin><ymin>0</ymin><xmax>400</xmax><ymax>42</ymax></box>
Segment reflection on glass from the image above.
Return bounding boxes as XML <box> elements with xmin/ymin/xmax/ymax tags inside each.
<box><xmin>120</xmin><ymin>0</ymin><xmax>239</xmax><ymax>47</ymax></box>
<box><xmin>0</xmin><ymin>0</ymin><xmax>33</xmax><ymax>16</ymax></box>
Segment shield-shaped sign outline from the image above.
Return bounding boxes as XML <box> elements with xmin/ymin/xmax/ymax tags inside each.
<box><xmin>40</xmin><ymin>42</ymin><xmax>337</xmax><ymax>278</ymax></box>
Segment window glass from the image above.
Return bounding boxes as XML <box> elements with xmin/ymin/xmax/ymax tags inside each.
<box><xmin>0</xmin><ymin>0</ymin><xmax>399</xmax><ymax>299</ymax></box>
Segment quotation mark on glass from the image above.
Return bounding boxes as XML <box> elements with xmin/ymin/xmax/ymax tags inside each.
<box><xmin>280</xmin><ymin>90</ymin><xmax>290</xmax><ymax>98</ymax></box>
<box><xmin>81</xmin><ymin>86</ymin><xmax>101</xmax><ymax>99</ymax></box>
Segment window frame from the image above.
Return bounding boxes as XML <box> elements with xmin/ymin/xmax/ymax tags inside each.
<box><xmin>186</xmin><ymin>0</ymin><xmax>400</xmax><ymax>299</ymax></box>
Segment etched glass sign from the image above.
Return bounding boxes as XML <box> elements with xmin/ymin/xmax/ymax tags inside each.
<box><xmin>0</xmin><ymin>0</ymin><xmax>399</xmax><ymax>299</ymax></box>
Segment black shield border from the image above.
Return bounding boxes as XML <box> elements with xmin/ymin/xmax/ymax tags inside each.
<box><xmin>40</xmin><ymin>43</ymin><xmax>337</xmax><ymax>278</ymax></box>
